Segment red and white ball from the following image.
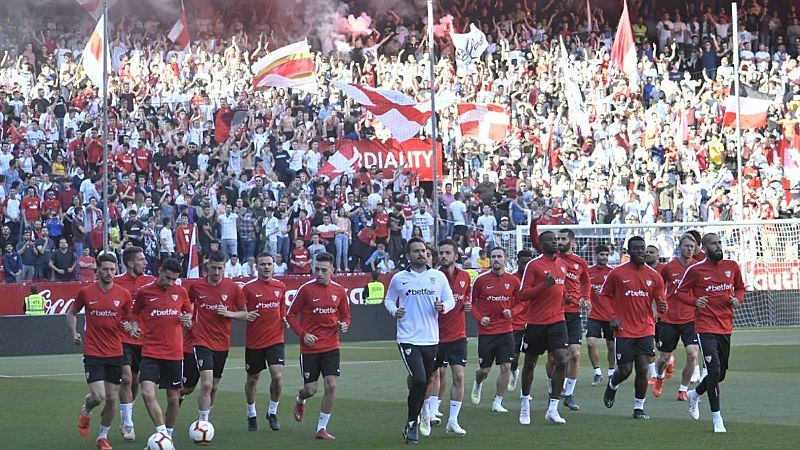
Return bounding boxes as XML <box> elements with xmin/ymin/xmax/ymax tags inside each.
<box><xmin>147</xmin><ymin>432</ymin><xmax>175</xmax><ymax>450</ymax></box>
<box><xmin>189</xmin><ymin>420</ymin><xmax>215</xmax><ymax>444</ymax></box>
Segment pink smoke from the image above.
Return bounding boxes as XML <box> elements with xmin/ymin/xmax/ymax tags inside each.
<box><xmin>336</xmin><ymin>12</ymin><xmax>373</xmax><ymax>36</ymax></box>
<box><xmin>433</xmin><ymin>14</ymin><xmax>454</xmax><ymax>38</ymax></box>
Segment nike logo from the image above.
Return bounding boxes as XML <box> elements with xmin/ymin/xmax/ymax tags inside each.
<box><xmin>255</xmin><ymin>294</ymin><xmax>263</xmax><ymax>298</ymax></box>
<box><xmin>486</xmin><ymin>285</ymin><xmax>495</xmax><ymax>290</ymax></box>
<box><xmin>703</xmin><ymin>276</ymin><xmax>712</xmax><ymax>280</ymax></box>
<box><xmin>89</xmin><ymin>301</ymin><xmax>98</xmax><ymax>305</ymax></box>
<box><xmin>278</xmin><ymin>359</ymin><xmax>285</xmax><ymax>362</ymax></box>
<box><xmin>461</xmin><ymin>359</ymin><xmax>466</xmax><ymax>363</ymax></box>
<box><xmin>198</xmin><ymin>295</ymin><xmax>207</xmax><ymax>299</ymax></box>
<box><xmin>402</xmin><ymin>281</ymin><xmax>409</xmax><ymax>285</ymax></box>
<box><xmin>172</xmin><ymin>381</ymin><xmax>181</xmax><ymax>386</ymax></box>
<box><xmin>312</xmin><ymin>298</ymin><xmax>320</xmax><ymax>302</ymax></box>
<box><xmin>622</xmin><ymin>280</ymin><xmax>631</xmax><ymax>283</ymax></box>
<box><xmin>149</xmin><ymin>298</ymin><xmax>158</xmax><ymax>302</ymax></box>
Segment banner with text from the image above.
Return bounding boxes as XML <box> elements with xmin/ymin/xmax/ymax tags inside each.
<box><xmin>341</xmin><ymin>138</ymin><xmax>443</xmax><ymax>181</ymax></box>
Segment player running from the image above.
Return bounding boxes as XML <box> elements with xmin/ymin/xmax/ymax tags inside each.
<box><xmin>676</xmin><ymin>233</ymin><xmax>745</xmax><ymax>433</ymax></box>
<box><xmin>287</xmin><ymin>252</ymin><xmax>350</xmax><ymax>440</ymax></box>
<box><xmin>67</xmin><ymin>253</ymin><xmax>134</xmax><ymax>450</ymax></box>
<box><xmin>653</xmin><ymin>234</ymin><xmax>699</xmax><ymax>400</ymax></box>
<box><xmin>517</xmin><ymin>231</ymin><xmax>569</xmax><ymax>425</ymax></box>
<box><xmin>601</xmin><ymin>237</ymin><xmax>667</xmax><ymax>420</ymax></box>
<box><xmin>188</xmin><ymin>251</ymin><xmax>253</xmax><ymax>424</ymax></box>
<box><xmin>531</xmin><ymin>221</ymin><xmax>590</xmax><ymax>411</ymax></box>
<box><xmin>586</xmin><ymin>244</ymin><xmax>615</xmax><ymax>387</ymax></box>
<box><xmin>242</xmin><ymin>253</ymin><xmax>288</xmax><ymax>431</ymax></box>
<box><xmin>385</xmin><ymin>237</ymin><xmax>455</xmax><ymax>444</ymax></box>
<box><xmin>113</xmin><ymin>246</ymin><xmax>156</xmax><ymax>441</ymax></box>
<box><xmin>470</xmin><ymin>247</ymin><xmax>520</xmax><ymax>414</ymax></box>
<box><xmin>420</xmin><ymin>239</ymin><xmax>471</xmax><ymax>437</ymax></box>
<box><xmin>131</xmin><ymin>258</ymin><xmax>192</xmax><ymax>438</ymax></box>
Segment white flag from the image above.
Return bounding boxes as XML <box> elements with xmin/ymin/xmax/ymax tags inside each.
<box><xmin>559</xmin><ymin>37</ymin><xmax>590</xmax><ymax>137</ymax></box>
<box><xmin>450</xmin><ymin>24</ymin><xmax>488</xmax><ymax>77</ymax></box>
<box><xmin>81</xmin><ymin>14</ymin><xmax>111</xmax><ymax>91</ymax></box>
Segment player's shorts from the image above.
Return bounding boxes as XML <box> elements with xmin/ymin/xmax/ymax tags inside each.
<box><xmin>433</xmin><ymin>338</ymin><xmax>468</xmax><ymax>370</ymax></box>
<box><xmin>122</xmin><ymin>343</ymin><xmax>142</xmax><ymax>373</ymax></box>
<box><xmin>83</xmin><ymin>355</ymin><xmax>124</xmax><ymax>385</ymax></box>
<box><xmin>182</xmin><ymin>352</ymin><xmax>199</xmax><ymax>390</ymax></box>
<box><xmin>565</xmin><ymin>312</ymin><xmax>583</xmax><ymax>345</ymax></box>
<box><xmin>477</xmin><ymin>333</ymin><xmax>515</xmax><ymax>368</ymax></box>
<box><xmin>139</xmin><ymin>357</ymin><xmax>183</xmax><ymax>390</ymax></box>
<box><xmin>245</xmin><ymin>344</ymin><xmax>286</xmax><ymax>375</ymax></box>
<box><xmin>586</xmin><ymin>319</ymin><xmax>614</xmax><ymax>340</ymax></box>
<box><xmin>299</xmin><ymin>349</ymin><xmax>340</xmax><ymax>384</ymax></box>
<box><xmin>697</xmin><ymin>333</ymin><xmax>731</xmax><ymax>377</ymax></box>
<box><xmin>193</xmin><ymin>346</ymin><xmax>229</xmax><ymax>379</ymax></box>
<box><xmin>614</xmin><ymin>336</ymin><xmax>656</xmax><ymax>364</ymax></box>
<box><xmin>656</xmin><ymin>321</ymin><xmax>698</xmax><ymax>353</ymax></box>
<box><xmin>512</xmin><ymin>330</ymin><xmax>525</xmax><ymax>353</ymax></box>
<box><xmin>521</xmin><ymin>321</ymin><xmax>569</xmax><ymax>356</ymax></box>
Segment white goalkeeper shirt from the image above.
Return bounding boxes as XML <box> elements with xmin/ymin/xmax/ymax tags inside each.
<box><xmin>384</xmin><ymin>266</ymin><xmax>455</xmax><ymax>346</ymax></box>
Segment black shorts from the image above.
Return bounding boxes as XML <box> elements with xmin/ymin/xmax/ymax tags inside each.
<box><xmin>512</xmin><ymin>330</ymin><xmax>525</xmax><ymax>353</ymax></box>
<box><xmin>193</xmin><ymin>346</ymin><xmax>229</xmax><ymax>379</ymax></box>
<box><xmin>182</xmin><ymin>352</ymin><xmax>199</xmax><ymax>389</ymax></box>
<box><xmin>656</xmin><ymin>321</ymin><xmax>698</xmax><ymax>353</ymax></box>
<box><xmin>477</xmin><ymin>333</ymin><xmax>515</xmax><ymax>368</ymax></box>
<box><xmin>586</xmin><ymin>319</ymin><xmax>614</xmax><ymax>340</ymax></box>
<box><xmin>697</xmin><ymin>333</ymin><xmax>731</xmax><ymax>374</ymax></box>
<box><xmin>565</xmin><ymin>312</ymin><xmax>583</xmax><ymax>345</ymax></box>
<box><xmin>300</xmin><ymin>349</ymin><xmax>341</xmax><ymax>384</ymax></box>
<box><xmin>433</xmin><ymin>339</ymin><xmax>468</xmax><ymax>370</ymax></box>
<box><xmin>614</xmin><ymin>336</ymin><xmax>656</xmax><ymax>365</ymax></box>
<box><xmin>521</xmin><ymin>321</ymin><xmax>569</xmax><ymax>356</ymax></box>
<box><xmin>84</xmin><ymin>355</ymin><xmax>124</xmax><ymax>385</ymax></box>
<box><xmin>139</xmin><ymin>357</ymin><xmax>183</xmax><ymax>390</ymax></box>
<box><xmin>245</xmin><ymin>344</ymin><xmax>286</xmax><ymax>375</ymax></box>
<box><xmin>122</xmin><ymin>343</ymin><xmax>142</xmax><ymax>373</ymax></box>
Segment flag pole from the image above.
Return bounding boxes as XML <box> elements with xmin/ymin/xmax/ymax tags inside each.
<box><xmin>732</xmin><ymin>2</ymin><xmax>743</xmax><ymax>219</ymax></box>
<box><xmin>102</xmin><ymin>0</ymin><xmax>110</xmax><ymax>251</ymax></box>
<box><xmin>427</xmin><ymin>0</ymin><xmax>439</xmax><ymax>241</ymax></box>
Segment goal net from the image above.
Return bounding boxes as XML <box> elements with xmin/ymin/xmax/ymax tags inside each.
<box><xmin>495</xmin><ymin>219</ymin><xmax>800</xmax><ymax>328</ymax></box>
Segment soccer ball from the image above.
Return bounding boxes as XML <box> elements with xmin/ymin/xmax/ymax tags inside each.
<box><xmin>147</xmin><ymin>432</ymin><xmax>175</xmax><ymax>450</ymax></box>
<box><xmin>189</xmin><ymin>420</ymin><xmax>215</xmax><ymax>444</ymax></box>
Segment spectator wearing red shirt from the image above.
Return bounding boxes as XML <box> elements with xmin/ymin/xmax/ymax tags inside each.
<box><xmin>20</xmin><ymin>187</ymin><xmax>41</xmax><ymax>229</ymax></box>
<box><xmin>291</xmin><ymin>209</ymin><xmax>313</xmax><ymax>245</ymax></box>
<box><xmin>133</xmin><ymin>146</ymin><xmax>151</xmax><ymax>174</ymax></box>
<box><xmin>289</xmin><ymin>238</ymin><xmax>311</xmax><ymax>274</ymax></box>
<box><xmin>41</xmin><ymin>190</ymin><xmax>61</xmax><ymax>216</ymax></box>
<box><xmin>115</xmin><ymin>143</ymin><xmax>134</xmax><ymax>175</ymax></box>
<box><xmin>372</xmin><ymin>204</ymin><xmax>390</xmax><ymax>245</ymax></box>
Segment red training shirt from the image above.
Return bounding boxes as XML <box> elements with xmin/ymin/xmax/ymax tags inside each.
<box><xmin>599</xmin><ymin>262</ymin><xmax>665</xmax><ymax>339</ymax></box>
<box><xmin>470</xmin><ymin>270</ymin><xmax>520</xmax><ymax>335</ymax></box>
<box><xmin>133</xmin><ymin>282</ymin><xmax>192</xmax><ymax>361</ymax></box>
<box><xmin>242</xmin><ymin>277</ymin><xmax>288</xmax><ymax>349</ymax></box>
<box><xmin>114</xmin><ymin>272</ymin><xmax>157</xmax><ymax>345</ymax></box>
<box><xmin>437</xmin><ymin>267</ymin><xmax>472</xmax><ymax>343</ymax></box>
<box><xmin>73</xmin><ymin>283</ymin><xmax>133</xmax><ymax>358</ymax></box>
<box><xmin>675</xmin><ymin>258</ymin><xmax>746</xmax><ymax>334</ymax></box>
<box><xmin>286</xmin><ymin>280</ymin><xmax>350</xmax><ymax>354</ymax></box>
<box><xmin>518</xmin><ymin>255</ymin><xmax>568</xmax><ymax>325</ymax></box>
<box><xmin>587</xmin><ymin>264</ymin><xmax>614</xmax><ymax>322</ymax></box>
<box><xmin>511</xmin><ymin>271</ymin><xmax>527</xmax><ymax>331</ymax></box>
<box><xmin>189</xmin><ymin>278</ymin><xmax>245</xmax><ymax>352</ymax></box>
<box><xmin>659</xmin><ymin>258</ymin><xmax>694</xmax><ymax>324</ymax></box>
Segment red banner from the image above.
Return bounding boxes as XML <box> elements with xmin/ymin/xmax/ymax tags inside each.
<box><xmin>0</xmin><ymin>273</ymin><xmax>392</xmax><ymax>316</ymax></box>
<box><xmin>342</xmin><ymin>138</ymin><xmax>442</xmax><ymax>181</ymax></box>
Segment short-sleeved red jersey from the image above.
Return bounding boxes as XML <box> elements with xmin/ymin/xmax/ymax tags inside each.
<box><xmin>438</xmin><ymin>267</ymin><xmax>471</xmax><ymax>343</ymax></box>
<box><xmin>519</xmin><ymin>255</ymin><xmax>568</xmax><ymax>325</ymax></box>
<box><xmin>133</xmin><ymin>282</ymin><xmax>192</xmax><ymax>361</ymax></box>
<box><xmin>242</xmin><ymin>277</ymin><xmax>288</xmax><ymax>349</ymax></box>
<box><xmin>470</xmin><ymin>271</ymin><xmax>520</xmax><ymax>335</ymax></box>
<box><xmin>189</xmin><ymin>278</ymin><xmax>245</xmax><ymax>351</ymax></box>
<box><xmin>587</xmin><ymin>264</ymin><xmax>614</xmax><ymax>322</ymax></box>
<box><xmin>599</xmin><ymin>262</ymin><xmax>665</xmax><ymax>339</ymax></box>
<box><xmin>114</xmin><ymin>272</ymin><xmax>157</xmax><ymax>345</ymax></box>
<box><xmin>73</xmin><ymin>283</ymin><xmax>133</xmax><ymax>358</ymax></box>
<box><xmin>511</xmin><ymin>271</ymin><xmax>527</xmax><ymax>331</ymax></box>
<box><xmin>675</xmin><ymin>258</ymin><xmax>745</xmax><ymax>334</ymax></box>
<box><xmin>286</xmin><ymin>281</ymin><xmax>351</xmax><ymax>354</ymax></box>
<box><xmin>659</xmin><ymin>258</ymin><xmax>694</xmax><ymax>324</ymax></box>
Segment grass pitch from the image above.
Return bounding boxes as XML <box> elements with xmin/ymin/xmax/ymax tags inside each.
<box><xmin>1</xmin><ymin>328</ymin><xmax>798</xmax><ymax>449</ymax></box>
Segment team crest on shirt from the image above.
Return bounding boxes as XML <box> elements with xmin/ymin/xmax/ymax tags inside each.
<box><xmin>504</xmin><ymin>283</ymin><xmax>510</xmax><ymax>290</ymax></box>
<box><xmin>274</xmin><ymin>290</ymin><xmax>281</xmax><ymax>298</ymax></box>
<box><xmin>171</xmin><ymin>294</ymin><xmax>178</xmax><ymax>301</ymax></box>
<box><xmin>560</xmin><ymin>267</ymin><xmax>566</xmax><ymax>273</ymax></box>
<box><xmin>331</xmin><ymin>295</ymin><xmax>337</xmax><ymax>303</ymax></box>
<box><xmin>705</xmin><ymin>355</ymin><xmax>712</xmax><ymax>363</ymax></box>
<box><xmin>725</xmin><ymin>271</ymin><xmax>731</xmax><ymax>278</ymax></box>
<box><xmin>646</xmin><ymin>280</ymin><xmax>652</xmax><ymax>287</ymax></box>
<box><xmin>459</xmin><ymin>280</ymin><xmax>465</xmax><ymax>288</ymax></box>
<box><xmin>114</xmin><ymin>300</ymin><xmax>120</xmax><ymax>307</ymax></box>
<box><xmin>430</xmin><ymin>277</ymin><xmax>436</xmax><ymax>284</ymax></box>
<box><xmin>222</xmin><ymin>294</ymin><xmax>228</xmax><ymax>302</ymax></box>
<box><xmin>573</xmin><ymin>264</ymin><xmax>579</xmax><ymax>270</ymax></box>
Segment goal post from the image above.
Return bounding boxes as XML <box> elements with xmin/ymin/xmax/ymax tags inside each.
<box><xmin>493</xmin><ymin>219</ymin><xmax>800</xmax><ymax>328</ymax></box>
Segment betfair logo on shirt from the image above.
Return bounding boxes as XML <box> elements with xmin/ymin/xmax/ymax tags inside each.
<box><xmin>486</xmin><ymin>295</ymin><xmax>511</xmax><ymax>303</ymax></box>
<box><xmin>565</xmin><ymin>272</ymin><xmax>579</xmax><ymax>281</ymax></box>
<box><xmin>199</xmin><ymin>303</ymin><xmax>218</xmax><ymax>311</ymax></box>
<box><xmin>705</xmin><ymin>283</ymin><xmax>733</xmax><ymax>293</ymax></box>
<box><xmin>90</xmin><ymin>309</ymin><xmax>118</xmax><ymax>317</ymax></box>
<box><xmin>256</xmin><ymin>302</ymin><xmax>280</xmax><ymax>309</ymax></box>
<box><xmin>151</xmin><ymin>308</ymin><xmax>180</xmax><ymax>317</ymax></box>
<box><xmin>312</xmin><ymin>307</ymin><xmax>337</xmax><ymax>314</ymax></box>
<box><xmin>624</xmin><ymin>289</ymin><xmax>649</xmax><ymax>298</ymax></box>
<box><xmin>406</xmin><ymin>288</ymin><xmax>436</xmax><ymax>296</ymax></box>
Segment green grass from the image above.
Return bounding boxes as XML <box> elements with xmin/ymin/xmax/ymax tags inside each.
<box><xmin>1</xmin><ymin>328</ymin><xmax>799</xmax><ymax>449</ymax></box>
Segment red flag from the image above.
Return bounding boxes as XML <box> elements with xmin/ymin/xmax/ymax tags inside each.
<box><xmin>168</xmin><ymin>4</ymin><xmax>190</xmax><ymax>50</ymax></box>
<box><xmin>722</xmin><ymin>96</ymin><xmax>772</xmax><ymax>129</ymax></box>
<box><xmin>318</xmin><ymin>144</ymin><xmax>361</xmax><ymax>180</ymax></box>
<box><xmin>214</xmin><ymin>107</ymin><xmax>234</xmax><ymax>144</ymax></box>
<box><xmin>610</xmin><ymin>0</ymin><xmax>638</xmax><ymax>85</ymax></box>
<box><xmin>187</xmin><ymin>225</ymin><xmax>200</xmax><ymax>279</ymax></box>
<box><xmin>457</xmin><ymin>103</ymin><xmax>509</xmax><ymax>143</ymax></box>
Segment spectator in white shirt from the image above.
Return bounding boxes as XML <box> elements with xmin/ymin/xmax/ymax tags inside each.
<box><xmin>159</xmin><ymin>218</ymin><xmax>175</xmax><ymax>260</ymax></box>
<box><xmin>476</xmin><ymin>205</ymin><xmax>498</xmax><ymax>249</ymax></box>
<box><xmin>218</xmin><ymin>203</ymin><xmax>239</xmax><ymax>260</ymax></box>
<box><xmin>224</xmin><ymin>254</ymin><xmax>244</xmax><ymax>278</ymax></box>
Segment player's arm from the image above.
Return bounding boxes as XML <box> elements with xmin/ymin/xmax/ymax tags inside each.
<box><xmin>518</xmin><ymin>264</ymin><xmax>551</xmax><ymax>301</ymax></box>
<box><xmin>437</xmin><ymin>273</ymin><xmax>456</xmax><ymax>314</ymax></box>
<box><xmin>337</xmin><ymin>289</ymin><xmax>351</xmax><ymax>332</ymax></box>
<box><xmin>653</xmin><ymin>276</ymin><xmax>668</xmax><ymax>313</ymax></box>
<box><xmin>528</xmin><ymin>217</ymin><xmax>541</xmax><ymax>252</ymax></box>
<box><xmin>179</xmin><ymin>291</ymin><xmax>193</xmax><ymax>328</ymax></box>
<box><xmin>579</xmin><ymin>260</ymin><xmax>592</xmax><ymax>306</ymax></box>
<box><xmin>65</xmin><ymin>290</ymin><xmax>84</xmax><ymax>345</ymax></box>
<box><xmin>468</xmin><ymin>278</ymin><xmax>484</xmax><ymax>321</ymax></box>
<box><xmin>731</xmin><ymin>264</ymin><xmax>746</xmax><ymax>307</ymax></box>
<box><xmin>286</xmin><ymin>287</ymin><xmax>308</xmax><ymax>337</ymax></box>
<box><xmin>675</xmin><ymin>266</ymin><xmax>703</xmax><ymax>307</ymax></box>
<box><xmin>218</xmin><ymin>288</ymin><xmax>255</xmax><ymax>321</ymax></box>
<box><xmin>383</xmin><ymin>276</ymin><xmax>402</xmax><ymax>317</ymax></box>
<box><xmin>599</xmin><ymin>270</ymin><xmax>620</xmax><ymax>329</ymax></box>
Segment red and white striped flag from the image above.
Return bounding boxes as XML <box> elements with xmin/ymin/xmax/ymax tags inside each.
<box><xmin>610</xmin><ymin>0</ymin><xmax>638</xmax><ymax>86</ymax></box>
<box><xmin>722</xmin><ymin>96</ymin><xmax>773</xmax><ymax>129</ymax></box>
<box><xmin>333</xmin><ymin>81</ymin><xmax>431</xmax><ymax>142</ymax></box>
<box><xmin>168</xmin><ymin>2</ymin><xmax>190</xmax><ymax>50</ymax></box>
<box><xmin>457</xmin><ymin>103</ymin><xmax>509</xmax><ymax>143</ymax></box>
<box><xmin>252</xmin><ymin>40</ymin><xmax>317</xmax><ymax>93</ymax></box>
<box><xmin>187</xmin><ymin>225</ymin><xmax>200</xmax><ymax>279</ymax></box>
<box><xmin>318</xmin><ymin>145</ymin><xmax>362</xmax><ymax>180</ymax></box>
<box><xmin>81</xmin><ymin>14</ymin><xmax>110</xmax><ymax>91</ymax></box>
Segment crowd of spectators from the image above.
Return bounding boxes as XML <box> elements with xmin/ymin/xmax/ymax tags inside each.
<box><xmin>1</xmin><ymin>0</ymin><xmax>799</xmax><ymax>281</ymax></box>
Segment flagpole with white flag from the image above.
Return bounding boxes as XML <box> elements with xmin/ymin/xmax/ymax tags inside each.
<box><xmin>732</xmin><ymin>2</ymin><xmax>743</xmax><ymax>218</ymax></box>
<box><xmin>102</xmin><ymin>0</ymin><xmax>109</xmax><ymax>251</ymax></box>
<box><xmin>427</xmin><ymin>0</ymin><xmax>439</xmax><ymax>241</ymax></box>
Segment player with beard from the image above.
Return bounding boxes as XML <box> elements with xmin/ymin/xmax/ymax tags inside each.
<box><xmin>419</xmin><ymin>239</ymin><xmax>471</xmax><ymax>437</ymax></box>
<box><xmin>508</xmin><ymin>250</ymin><xmax>533</xmax><ymax>391</ymax></box>
<box><xmin>653</xmin><ymin>234</ymin><xmax>699</xmax><ymax>400</ymax></box>
<box><xmin>114</xmin><ymin>246</ymin><xmax>156</xmax><ymax>441</ymax></box>
<box><xmin>676</xmin><ymin>233</ymin><xmax>745</xmax><ymax>433</ymax></box>
<box><xmin>601</xmin><ymin>237</ymin><xmax>667</xmax><ymax>420</ymax></box>
<box><xmin>586</xmin><ymin>245</ymin><xmax>615</xmax><ymax>386</ymax></box>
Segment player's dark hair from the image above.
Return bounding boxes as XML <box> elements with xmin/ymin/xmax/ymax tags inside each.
<box><xmin>122</xmin><ymin>245</ymin><xmax>144</xmax><ymax>267</ymax></box>
<box><xmin>558</xmin><ymin>228</ymin><xmax>575</xmax><ymax>240</ymax></box>
<box><xmin>160</xmin><ymin>257</ymin><xmax>182</xmax><ymax>273</ymax></box>
<box><xmin>256</xmin><ymin>252</ymin><xmax>274</xmax><ymax>262</ymax></box>
<box><xmin>647</xmin><ymin>245</ymin><xmax>659</xmax><ymax>251</ymax></box>
<box><xmin>627</xmin><ymin>236</ymin><xmax>645</xmax><ymax>247</ymax></box>
<box><xmin>517</xmin><ymin>249</ymin><xmax>533</xmax><ymax>259</ymax></box>
<box><xmin>97</xmin><ymin>252</ymin><xmax>118</xmax><ymax>266</ymax></box>
<box><xmin>539</xmin><ymin>231</ymin><xmax>555</xmax><ymax>240</ymax></box>
<box><xmin>490</xmin><ymin>246</ymin><xmax>507</xmax><ymax>257</ymax></box>
<box><xmin>688</xmin><ymin>230</ymin><xmax>702</xmax><ymax>246</ymax></box>
<box><xmin>316</xmin><ymin>252</ymin><xmax>334</xmax><ymax>264</ymax></box>
<box><xmin>595</xmin><ymin>244</ymin><xmax>610</xmax><ymax>254</ymax></box>
<box><xmin>701</xmin><ymin>233</ymin><xmax>718</xmax><ymax>247</ymax></box>
<box><xmin>208</xmin><ymin>251</ymin><xmax>226</xmax><ymax>264</ymax></box>
<box><xmin>437</xmin><ymin>238</ymin><xmax>457</xmax><ymax>251</ymax></box>
<box><xmin>406</xmin><ymin>236</ymin><xmax>427</xmax><ymax>252</ymax></box>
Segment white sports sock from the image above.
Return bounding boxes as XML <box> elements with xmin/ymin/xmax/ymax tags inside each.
<box><xmin>547</xmin><ymin>398</ymin><xmax>559</xmax><ymax>412</ymax></box>
<box><xmin>166</xmin><ymin>428</ymin><xmax>173</xmax><ymax>437</ymax></box>
<box><xmin>247</xmin><ymin>403</ymin><xmax>257</xmax><ymax>418</ymax></box>
<box><xmin>98</xmin><ymin>425</ymin><xmax>109</xmax><ymax>439</ymax></box>
<box><xmin>155</xmin><ymin>425</ymin><xmax>167</xmax><ymax>434</ymax></box>
<box><xmin>679</xmin><ymin>384</ymin><xmax>689</xmax><ymax>392</ymax></box>
<box><xmin>317</xmin><ymin>412</ymin><xmax>331</xmax><ymax>432</ymax></box>
<box><xmin>449</xmin><ymin>401</ymin><xmax>462</xmax><ymax>422</ymax></box>
<box><xmin>546</xmin><ymin>377</ymin><xmax>552</xmax><ymax>394</ymax></box>
<box><xmin>520</xmin><ymin>395</ymin><xmax>531</xmax><ymax>410</ymax></box>
<box><xmin>435</xmin><ymin>398</ymin><xmax>442</xmax><ymax>412</ymax></box>
<box><xmin>120</xmin><ymin>403</ymin><xmax>133</xmax><ymax>427</ymax></box>
<box><xmin>564</xmin><ymin>378</ymin><xmax>576</xmax><ymax>396</ymax></box>
<box><xmin>608</xmin><ymin>368</ymin><xmax>616</xmax><ymax>377</ymax></box>
<box><xmin>648</xmin><ymin>363</ymin><xmax>657</xmax><ymax>378</ymax></box>
<box><xmin>634</xmin><ymin>398</ymin><xmax>645</xmax><ymax>410</ymax></box>
<box><xmin>268</xmin><ymin>400</ymin><xmax>279</xmax><ymax>415</ymax></box>
<box><xmin>421</xmin><ymin>398</ymin><xmax>431</xmax><ymax>419</ymax></box>
<box><xmin>493</xmin><ymin>395</ymin><xmax>503</xmax><ymax>407</ymax></box>
<box><xmin>296</xmin><ymin>395</ymin><xmax>306</xmax><ymax>404</ymax></box>
<box><xmin>594</xmin><ymin>367</ymin><xmax>602</xmax><ymax>376</ymax></box>
<box><xmin>712</xmin><ymin>411</ymin><xmax>723</xmax><ymax>423</ymax></box>
<box><xmin>429</xmin><ymin>395</ymin><xmax>440</xmax><ymax>416</ymax></box>
<box><xmin>198</xmin><ymin>409</ymin><xmax>210</xmax><ymax>421</ymax></box>
<box><xmin>608</xmin><ymin>381</ymin><xmax>619</xmax><ymax>391</ymax></box>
